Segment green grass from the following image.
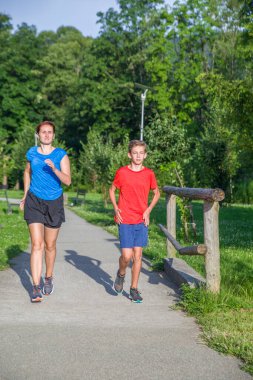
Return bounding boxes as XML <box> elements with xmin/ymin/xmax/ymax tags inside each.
<box><xmin>69</xmin><ymin>192</ymin><xmax>253</xmax><ymax>375</ymax></box>
<box><xmin>0</xmin><ymin>189</ymin><xmax>23</xmax><ymax>199</ymax></box>
<box><xmin>0</xmin><ymin>201</ymin><xmax>29</xmax><ymax>270</ymax></box>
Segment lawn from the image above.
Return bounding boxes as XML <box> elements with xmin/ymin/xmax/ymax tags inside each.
<box><xmin>70</xmin><ymin>192</ymin><xmax>253</xmax><ymax>375</ymax></box>
<box><xmin>0</xmin><ymin>201</ymin><xmax>29</xmax><ymax>270</ymax></box>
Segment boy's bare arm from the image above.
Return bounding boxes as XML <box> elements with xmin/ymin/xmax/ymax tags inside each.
<box><xmin>143</xmin><ymin>187</ymin><xmax>160</xmax><ymax>226</ymax></box>
<box><xmin>109</xmin><ymin>184</ymin><xmax>123</xmax><ymax>223</ymax></box>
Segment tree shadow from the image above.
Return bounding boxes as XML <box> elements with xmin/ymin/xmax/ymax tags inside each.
<box><xmin>6</xmin><ymin>245</ymin><xmax>32</xmax><ymax>297</ymax></box>
<box><xmin>65</xmin><ymin>250</ymin><xmax>117</xmax><ymax>296</ymax></box>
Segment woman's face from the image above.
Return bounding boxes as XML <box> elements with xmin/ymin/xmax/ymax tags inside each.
<box><xmin>38</xmin><ymin>124</ymin><xmax>55</xmax><ymax>145</ymax></box>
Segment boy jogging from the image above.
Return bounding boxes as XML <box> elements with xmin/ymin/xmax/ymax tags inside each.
<box><xmin>109</xmin><ymin>140</ymin><xmax>160</xmax><ymax>303</ymax></box>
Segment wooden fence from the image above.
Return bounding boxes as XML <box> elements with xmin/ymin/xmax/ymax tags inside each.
<box><xmin>159</xmin><ymin>186</ymin><xmax>225</xmax><ymax>293</ymax></box>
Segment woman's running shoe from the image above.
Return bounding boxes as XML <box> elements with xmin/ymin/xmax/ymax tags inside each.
<box><xmin>43</xmin><ymin>276</ymin><xmax>54</xmax><ymax>295</ymax></box>
<box><xmin>31</xmin><ymin>285</ymin><xmax>43</xmax><ymax>303</ymax></box>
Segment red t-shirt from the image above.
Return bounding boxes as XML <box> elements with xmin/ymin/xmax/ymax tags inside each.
<box><xmin>113</xmin><ymin>166</ymin><xmax>158</xmax><ymax>224</ymax></box>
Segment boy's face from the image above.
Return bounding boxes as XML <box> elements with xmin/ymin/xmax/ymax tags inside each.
<box><xmin>128</xmin><ymin>145</ymin><xmax>147</xmax><ymax>165</ymax></box>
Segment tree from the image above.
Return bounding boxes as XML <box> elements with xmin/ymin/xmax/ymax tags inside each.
<box><xmin>78</xmin><ymin>130</ymin><xmax>128</xmax><ymax>205</ymax></box>
<box><xmin>144</xmin><ymin>115</ymin><xmax>191</xmax><ymax>185</ymax></box>
<box><xmin>194</xmin><ymin>73</ymin><xmax>253</xmax><ymax>201</ymax></box>
<box><xmin>0</xmin><ymin>22</ymin><xmax>43</xmax><ymax>142</ymax></box>
<box><xmin>95</xmin><ymin>0</ymin><xmax>172</xmax><ymax>138</ymax></box>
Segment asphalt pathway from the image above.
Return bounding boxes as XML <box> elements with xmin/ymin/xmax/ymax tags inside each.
<box><xmin>0</xmin><ymin>208</ymin><xmax>251</xmax><ymax>380</ymax></box>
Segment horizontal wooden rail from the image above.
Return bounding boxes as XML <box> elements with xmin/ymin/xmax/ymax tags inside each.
<box><xmin>163</xmin><ymin>186</ymin><xmax>225</xmax><ymax>202</ymax></box>
<box><xmin>159</xmin><ymin>224</ymin><xmax>206</xmax><ymax>256</ymax></box>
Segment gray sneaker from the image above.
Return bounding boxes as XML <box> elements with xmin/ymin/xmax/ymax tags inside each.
<box><xmin>129</xmin><ymin>288</ymin><xmax>143</xmax><ymax>303</ymax></box>
<box><xmin>31</xmin><ymin>285</ymin><xmax>43</xmax><ymax>303</ymax></box>
<box><xmin>43</xmin><ymin>276</ymin><xmax>54</xmax><ymax>295</ymax></box>
<box><xmin>113</xmin><ymin>270</ymin><xmax>125</xmax><ymax>294</ymax></box>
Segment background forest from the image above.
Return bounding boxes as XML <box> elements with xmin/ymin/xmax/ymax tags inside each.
<box><xmin>0</xmin><ymin>0</ymin><xmax>252</xmax><ymax>203</ymax></box>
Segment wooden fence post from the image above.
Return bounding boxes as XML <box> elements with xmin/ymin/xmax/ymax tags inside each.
<box><xmin>203</xmin><ymin>201</ymin><xmax>220</xmax><ymax>293</ymax></box>
<box><xmin>166</xmin><ymin>194</ymin><xmax>176</xmax><ymax>258</ymax></box>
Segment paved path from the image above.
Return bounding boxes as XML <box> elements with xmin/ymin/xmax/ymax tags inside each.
<box><xmin>0</xmin><ymin>209</ymin><xmax>251</xmax><ymax>380</ymax></box>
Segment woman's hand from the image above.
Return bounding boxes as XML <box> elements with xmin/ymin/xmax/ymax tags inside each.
<box><xmin>44</xmin><ymin>159</ymin><xmax>56</xmax><ymax>172</ymax></box>
<box><xmin>19</xmin><ymin>196</ymin><xmax>26</xmax><ymax>211</ymax></box>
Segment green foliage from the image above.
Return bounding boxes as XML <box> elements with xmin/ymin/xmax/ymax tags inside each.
<box><xmin>78</xmin><ymin>130</ymin><xmax>129</xmax><ymax>204</ymax></box>
<box><xmin>0</xmin><ymin>0</ymin><xmax>253</xmax><ymax>203</ymax></box>
<box><xmin>193</xmin><ymin>73</ymin><xmax>253</xmax><ymax>201</ymax></box>
<box><xmin>144</xmin><ymin>115</ymin><xmax>191</xmax><ymax>186</ymax></box>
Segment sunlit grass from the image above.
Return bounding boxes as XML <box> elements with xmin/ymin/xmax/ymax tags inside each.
<box><xmin>0</xmin><ymin>190</ymin><xmax>23</xmax><ymax>199</ymax></box>
<box><xmin>0</xmin><ymin>201</ymin><xmax>29</xmax><ymax>270</ymax></box>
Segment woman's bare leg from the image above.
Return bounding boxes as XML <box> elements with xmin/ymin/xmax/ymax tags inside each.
<box><xmin>44</xmin><ymin>226</ymin><xmax>60</xmax><ymax>277</ymax></box>
<box><xmin>29</xmin><ymin>223</ymin><xmax>44</xmax><ymax>286</ymax></box>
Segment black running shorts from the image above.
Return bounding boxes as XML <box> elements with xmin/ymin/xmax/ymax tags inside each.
<box><xmin>24</xmin><ymin>191</ymin><xmax>65</xmax><ymax>228</ymax></box>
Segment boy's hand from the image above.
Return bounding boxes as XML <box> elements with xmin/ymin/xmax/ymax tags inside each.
<box><xmin>115</xmin><ymin>208</ymin><xmax>123</xmax><ymax>224</ymax></box>
<box><xmin>143</xmin><ymin>209</ymin><xmax>150</xmax><ymax>226</ymax></box>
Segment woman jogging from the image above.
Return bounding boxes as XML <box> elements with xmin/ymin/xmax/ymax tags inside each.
<box><xmin>20</xmin><ymin>121</ymin><xmax>71</xmax><ymax>302</ymax></box>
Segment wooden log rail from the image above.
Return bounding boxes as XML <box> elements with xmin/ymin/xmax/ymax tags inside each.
<box><xmin>158</xmin><ymin>224</ymin><xmax>206</xmax><ymax>256</ymax></box>
<box><xmin>161</xmin><ymin>186</ymin><xmax>225</xmax><ymax>294</ymax></box>
<box><xmin>163</xmin><ymin>186</ymin><xmax>225</xmax><ymax>202</ymax></box>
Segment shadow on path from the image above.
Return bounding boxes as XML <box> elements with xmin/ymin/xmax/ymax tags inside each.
<box><xmin>103</xmin><ymin>240</ymin><xmax>180</xmax><ymax>300</ymax></box>
<box><xmin>65</xmin><ymin>250</ymin><xmax>117</xmax><ymax>296</ymax></box>
<box><xmin>7</xmin><ymin>246</ymin><xmax>32</xmax><ymax>297</ymax></box>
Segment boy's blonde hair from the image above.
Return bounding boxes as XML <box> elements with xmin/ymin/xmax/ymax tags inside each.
<box><xmin>128</xmin><ymin>140</ymin><xmax>147</xmax><ymax>153</ymax></box>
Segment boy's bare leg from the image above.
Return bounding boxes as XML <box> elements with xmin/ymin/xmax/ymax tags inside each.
<box><xmin>131</xmin><ymin>247</ymin><xmax>142</xmax><ymax>288</ymax></box>
<box><xmin>119</xmin><ymin>248</ymin><xmax>133</xmax><ymax>275</ymax></box>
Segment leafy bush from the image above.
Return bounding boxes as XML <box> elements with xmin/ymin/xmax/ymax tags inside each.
<box><xmin>78</xmin><ymin>130</ymin><xmax>129</xmax><ymax>204</ymax></box>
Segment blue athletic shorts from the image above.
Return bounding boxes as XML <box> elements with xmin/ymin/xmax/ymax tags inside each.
<box><xmin>118</xmin><ymin>223</ymin><xmax>148</xmax><ymax>248</ymax></box>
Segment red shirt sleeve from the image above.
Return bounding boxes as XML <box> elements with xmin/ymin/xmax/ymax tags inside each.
<box><xmin>113</xmin><ymin>168</ymin><xmax>122</xmax><ymax>189</ymax></box>
<box><xmin>150</xmin><ymin>170</ymin><xmax>158</xmax><ymax>190</ymax></box>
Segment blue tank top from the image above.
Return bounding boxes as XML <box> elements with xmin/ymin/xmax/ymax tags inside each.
<box><xmin>26</xmin><ymin>146</ymin><xmax>67</xmax><ymax>200</ymax></box>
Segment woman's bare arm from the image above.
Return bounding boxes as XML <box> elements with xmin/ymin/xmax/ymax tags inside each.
<box><xmin>20</xmin><ymin>162</ymin><xmax>31</xmax><ymax>210</ymax></box>
<box><xmin>45</xmin><ymin>155</ymin><xmax>71</xmax><ymax>186</ymax></box>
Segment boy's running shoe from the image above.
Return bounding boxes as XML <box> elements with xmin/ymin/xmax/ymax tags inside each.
<box><xmin>31</xmin><ymin>285</ymin><xmax>43</xmax><ymax>303</ymax></box>
<box><xmin>43</xmin><ymin>276</ymin><xmax>54</xmax><ymax>295</ymax></box>
<box><xmin>113</xmin><ymin>270</ymin><xmax>125</xmax><ymax>294</ymax></box>
<box><xmin>129</xmin><ymin>288</ymin><xmax>143</xmax><ymax>303</ymax></box>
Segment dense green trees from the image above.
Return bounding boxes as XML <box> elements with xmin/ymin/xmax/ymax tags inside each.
<box><xmin>0</xmin><ymin>0</ymin><xmax>252</xmax><ymax>202</ymax></box>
